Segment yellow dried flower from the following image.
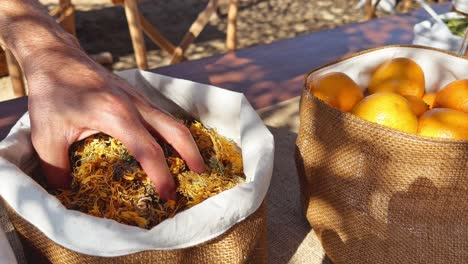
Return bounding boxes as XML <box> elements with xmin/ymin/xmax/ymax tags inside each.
<box><xmin>51</xmin><ymin>120</ymin><xmax>244</xmax><ymax>229</ymax></box>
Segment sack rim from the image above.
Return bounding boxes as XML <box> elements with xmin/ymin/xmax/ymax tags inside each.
<box><xmin>0</xmin><ymin>71</ymin><xmax>275</xmax><ymax>256</ymax></box>
<box><xmin>302</xmin><ymin>44</ymin><xmax>468</xmax><ymax>81</ymax></box>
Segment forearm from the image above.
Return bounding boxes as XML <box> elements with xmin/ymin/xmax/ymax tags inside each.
<box><xmin>0</xmin><ymin>0</ymin><xmax>80</xmax><ymax>73</ymax></box>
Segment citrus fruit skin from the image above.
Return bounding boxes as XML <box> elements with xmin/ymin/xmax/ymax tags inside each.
<box><xmin>368</xmin><ymin>79</ymin><xmax>425</xmax><ymax>98</ymax></box>
<box><xmin>369</xmin><ymin>57</ymin><xmax>425</xmax><ymax>98</ymax></box>
<box><xmin>422</xmin><ymin>93</ymin><xmax>437</xmax><ymax>109</ymax></box>
<box><xmin>417</xmin><ymin>108</ymin><xmax>468</xmax><ymax>140</ymax></box>
<box><xmin>310</xmin><ymin>72</ymin><xmax>364</xmax><ymax>112</ymax></box>
<box><xmin>434</xmin><ymin>79</ymin><xmax>468</xmax><ymax>113</ymax></box>
<box><xmin>351</xmin><ymin>92</ymin><xmax>418</xmax><ymax>134</ymax></box>
<box><xmin>404</xmin><ymin>95</ymin><xmax>429</xmax><ymax>117</ymax></box>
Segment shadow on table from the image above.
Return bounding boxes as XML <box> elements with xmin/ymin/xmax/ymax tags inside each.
<box><xmin>153</xmin><ymin>3</ymin><xmax>452</xmax><ymax>111</ymax></box>
<box><xmin>262</xmin><ymin>125</ymin><xmax>332</xmax><ymax>264</ymax></box>
<box><xmin>258</xmin><ymin>99</ymin><xmax>332</xmax><ymax>264</ymax></box>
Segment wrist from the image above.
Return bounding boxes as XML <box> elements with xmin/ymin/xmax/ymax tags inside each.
<box><xmin>6</xmin><ymin>22</ymin><xmax>81</xmax><ymax>68</ymax></box>
<box><xmin>18</xmin><ymin>34</ymin><xmax>80</xmax><ymax>67</ymax></box>
<box><xmin>0</xmin><ymin>1</ymin><xmax>80</xmax><ymax>69</ymax></box>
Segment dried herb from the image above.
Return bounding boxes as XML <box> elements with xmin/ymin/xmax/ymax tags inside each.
<box><xmin>52</xmin><ymin>120</ymin><xmax>245</xmax><ymax>229</ymax></box>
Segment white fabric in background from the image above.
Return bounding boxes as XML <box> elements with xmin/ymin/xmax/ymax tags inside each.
<box><xmin>413</xmin><ymin>12</ymin><xmax>465</xmax><ymax>53</ymax></box>
<box><xmin>453</xmin><ymin>0</ymin><xmax>468</xmax><ymax>14</ymax></box>
<box><xmin>0</xmin><ymin>70</ymin><xmax>274</xmax><ymax>257</ymax></box>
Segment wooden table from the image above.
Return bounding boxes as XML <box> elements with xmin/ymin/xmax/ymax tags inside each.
<box><xmin>0</xmin><ymin>3</ymin><xmax>451</xmax><ymax>138</ymax></box>
<box><xmin>0</xmin><ymin>3</ymin><xmax>453</xmax><ymax>263</ymax></box>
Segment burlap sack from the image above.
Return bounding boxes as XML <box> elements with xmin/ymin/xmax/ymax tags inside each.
<box><xmin>0</xmin><ymin>70</ymin><xmax>274</xmax><ymax>263</ymax></box>
<box><xmin>2</xmin><ymin>199</ymin><xmax>267</xmax><ymax>264</ymax></box>
<box><xmin>295</xmin><ymin>45</ymin><xmax>468</xmax><ymax>264</ymax></box>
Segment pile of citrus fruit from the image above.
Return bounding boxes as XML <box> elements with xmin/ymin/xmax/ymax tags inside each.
<box><xmin>309</xmin><ymin>57</ymin><xmax>468</xmax><ymax>140</ymax></box>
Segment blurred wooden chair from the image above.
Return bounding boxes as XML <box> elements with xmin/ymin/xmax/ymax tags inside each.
<box><xmin>49</xmin><ymin>0</ymin><xmax>76</xmax><ymax>36</ymax></box>
<box><xmin>0</xmin><ymin>49</ymin><xmax>25</xmax><ymax>98</ymax></box>
<box><xmin>1</xmin><ymin>0</ymin><xmax>239</xmax><ymax>97</ymax></box>
<box><xmin>112</xmin><ymin>0</ymin><xmax>239</xmax><ymax>69</ymax></box>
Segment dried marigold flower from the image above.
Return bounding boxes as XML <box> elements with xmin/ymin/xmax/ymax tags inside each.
<box><xmin>51</xmin><ymin>120</ymin><xmax>245</xmax><ymax>229</ymax></box>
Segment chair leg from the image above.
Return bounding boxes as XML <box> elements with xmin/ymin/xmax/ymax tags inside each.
<box><xmin>139</xmin><ymin>14</ymin><xmax>178</xmax><ymax>57</ymax></box>
<box><xmin>170</xmin><ymin>0</ymin><xmax>219</xmax><ymax>64</ymax></box>
<box><xmin>365</xmin><ymin>0</ymin><xmax>381</xmax><ymax>20</ymax></box>
<box><xmin>226</xmin><ymin>0</ymin><xmax>238</xmax><ymax>51</ymax></box>
<box><xmin>123</xmin><ymin>0</ymin><xmax>148</xmax><ymax>70</ymax></box>
<box><xmin>401</xmin><ymin>0</ymin><xmax>412</xmax><ymax>13</ymax></box>
<box><xmin>4</xmin><ymin>49</ymin><xmax>26</xmax><ymax>98</ymax></box>
<box><xmin>49</xmin><ymin>0</ymin><xmax>76</xmax><ymax>36</ymax></box>
<box><xmin>56</xmin><ymin>5</ymin><xmax>76</xmax><ymax>36</ymax></box>
<box><xmin>365</xmin><ymin>0</ymin><xmax>374</xmax><ymax>20</ymax></box>
<box><xmin>0</xmin><ymin>50</ymin><xmax>8</xmax><ymax>77</ymax></box>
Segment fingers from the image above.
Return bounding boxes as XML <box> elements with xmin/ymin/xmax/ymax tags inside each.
<box><xmin>75</xmin><ymin>129</ymin><xmax>101</xmax><ymax>142</ymax></box>
<box><xmin>31</xmin><ymin>131</ymin><xmax>71</xmax><ymax>189</ymax></box>
<box><xmin>98</xmin><ymin>115</ymin><xmax>177</xmax><ymax>200</ymax></box>
<box><xmin>137</xmin><ymin>103</ymin><xmax>206</xmax><ymax>174</ymax></box>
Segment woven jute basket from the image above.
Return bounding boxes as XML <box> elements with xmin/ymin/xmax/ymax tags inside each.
<box><xmin>295</xmin><ymin>45</ymin><xmax>468</xmax><ymax>264</ymax></box>
<box><xmin>0</xmin><ymin>70</ymin><xmax>274</xmax><ymax>263</ymax></box>
<box><xmin>2</xmin><ymin>198</ymin><xmax>267</xmax><ymax>264</ymax></box>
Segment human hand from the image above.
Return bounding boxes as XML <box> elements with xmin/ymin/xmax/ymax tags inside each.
<box><xmin>0</xmin><ymin>0</ymin><xmax>206</xmax><ymax>200</ymax></box>
<box><xmin>25</xmin><ymin>45</ymin><xmax>205</xmax><ymax>200</ymax></box>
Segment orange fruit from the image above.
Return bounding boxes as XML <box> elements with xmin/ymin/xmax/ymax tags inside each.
<box><xmin>310</xmin><ymin>72</ymin><xmax>364</xmax><ymax>112</ymax></box>
<box><xmin>369</xmin><ymin>57</ymin><xmax>425</xmax><ymax>98</ymax></box>
<box><xmin>434</xmin><ymin>79</ymin><xmax>468</xmax><ymax>113</ymax></box>
<box><xmin>417</xmin><ymin>108</ymin><xmax>468</xmax><ymax>140</ymax></box>
<box><xmin>422</xmin><ymin>92</ymin><xmax>437</xmax><ymax>109</ymax></box>
<box><xmin>369</xmin><ymin>79</ymin><xmax>425</xmax><ymax>98</ymax></box>
<box><xmin>404</xmin><ymin>95</ymin><xmax>429</xmax><ymax>117</ymax></box>
<box><xmin>351</xmin><ymin>92</ymin><xmax>418</xmax><ymax>133</ymax></box>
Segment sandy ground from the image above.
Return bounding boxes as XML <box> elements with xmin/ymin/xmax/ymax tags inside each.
<box><xmin>0</xmin><ymin>0</ymin><xmax>436</xmax><ymax>101</ymax></box>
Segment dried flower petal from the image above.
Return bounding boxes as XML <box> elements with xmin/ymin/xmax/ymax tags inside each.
<box><xmin>51</xmin><ymin>120</ymin><xmax>245</xmax><ymax>229</ymax></box>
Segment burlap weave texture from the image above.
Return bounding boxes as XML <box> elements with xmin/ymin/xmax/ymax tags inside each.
<box><xmin>3</xmin><ymin>199</ymin><xmax>267</xmax><ymax>264</ymax></box>
<box><xmin>295</xmin><ymin>48</ymin><xmax>468</xmax><ymax>264</ymax></box>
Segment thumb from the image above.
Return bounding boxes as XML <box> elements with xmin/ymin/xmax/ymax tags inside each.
<box><xmin>32</xmin><ymin>132</ymin><xmax>71</xmax><ymax>189</ymax></box>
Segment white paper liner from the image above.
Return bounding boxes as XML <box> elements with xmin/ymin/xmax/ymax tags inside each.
<box><xmin>0</xmin><ymin>70</ymin><xmax>274</xmax><ymax>256</ymax></box>
<box><xmin>453</xmin><ymin>0</ymin><xmax>468</xmax><ymax>14</ymax></box>
<box><xmin>307</xmin><ymin>46</ymin><xmax>468</xmax><ymax>93</ymax></box>
<box><xmin>413</xmin><ymin>12</ymin><xmax>465</xmax><ymax>53</ymax></box>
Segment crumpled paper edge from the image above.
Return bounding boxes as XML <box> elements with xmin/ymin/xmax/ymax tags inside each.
<box><xmin>0</xmin><ymin>70</ymin><xmax>274</xmax><ymax>256</ymax></box>
<box><xmin>413</xmin><ymin>12</ymin><xmax>465</xmax><ymax>53</ymax></box>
